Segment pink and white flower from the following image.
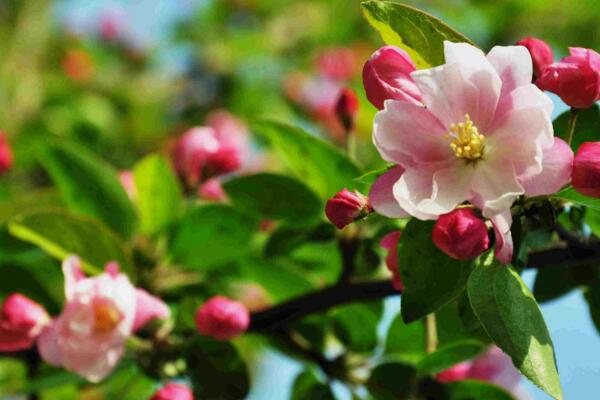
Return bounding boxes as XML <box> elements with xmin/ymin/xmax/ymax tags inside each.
<box><xmin>368</xmin><ymin>41</ymin><xmax>573</xmax><ymax>263</ymax></box>
<box><xmin>37</xmin><ymin>257</ymin><xmax>169</xmax><ymax>382</ymax></box>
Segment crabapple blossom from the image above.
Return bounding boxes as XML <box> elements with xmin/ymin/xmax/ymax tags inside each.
<box><xmin>572</xmin><ymin>142</ymin><xmax>600</xmax><ymax>198</ymax></box>
<box><xmin>369</xmin><ymin>41</ymin><xmax>571</xmax><ymax>263</ymax></box>
<box><xmin>0</xmin><ymin>133</ymin><xmax>13</xmax><ymax>176</ymax></box>
<box><xmin>0</xmin><ymin>294</ymin><xmax>49</xmax><ymax>352</ymax></box>
<box><xmin>379</xmin><ymin>231</ymin><xmax>403</xmax><ymax>291</ymax></box>
<box><xmin>150</xmin><ymin>382</ymin><xmax>194</xmax><ymax>400</ymax></box>
<box><xmin>325</xmin><ymin>189</ymin><xmax>371</xmax><ymax>229</ymax></box>
<box><xmin>195</xmin><ymin>296</ymin><xmax>250</xmax><ymax>340</ymax></box>
<box><xmin>516</xmin><ymin>37</ymin><xmax>553</xmax><ymax>78</ymax></box>
<box><xmin>432</xmin><ymin>208</ymin><xmax>490</xmax><ymax>260</ymax></box>
<box><xmin>536</xmin><ymin>47</ymin><xmax>600</xmax><ymax>109</ymax></box>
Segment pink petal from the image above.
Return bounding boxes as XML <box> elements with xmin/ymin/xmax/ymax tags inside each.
<box><xmin>369</xmin><ymin>166</ymin><xmax>410</xmax><ymax>218</ymax></box>
<box><xmin>37</xmin><ymin>321</ymin><xmax>62</xmax><ymax>367</ymax></box>
<box><xmin>373</xmin><ymin>100</ymin><xmax>450</xmax><ymax>167</ymax></box>
<box><xmin>471</xmin><ymin>160</ymin><xmax>523</xmax><ymax>217</ymax></box>
<box><xmin>393</xmin><ymin>161</ymin><xmax>473</xmax><ymax>220</ymax></box>
<box><xmin>62</xmin><ymin>256</ymin><xmax>85</xmax><ymax>301</ymax></box>
<box><xmin>487</xmin><ymin>45</ymin><xmax>533</xmax><ymax>104</ymax></box>
<box><xmin>521</xmin><ymin>137</ymin><xmax>573</xmax><ymax>196</ymax></box>
<box><xmin>490</xmin><ymin>211</ymin><xmax>514</xmax><ymax>265</ymax></box>
<box><xmin>132</xmin><ymin>289</ymin><xmax>170</xmax><ymax>332</ymax></box>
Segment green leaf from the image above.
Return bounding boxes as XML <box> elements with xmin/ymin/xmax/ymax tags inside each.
<box><xmin>467</xmin><ymin>259</ymin><xmax>562</xmax><ymax>400</ymax></box>
<box><xmin>223</xmin><ymin>173</ymin><xmax>322</xmax><ymax>225</ymax></box>
<box><xmin>384</xmin><ymin>314</ymin><xmax>425</xmax><ymax>363</ymax></box>
<box><xmin>0</xmin><ymin>262</ymin><xmax>63</xmax><ymax>314</ymax></box>
<box><xmin>240</xmin><ymin>258</ymin><xmax>315</xmax><ymax>302</ymax></box>
<box><xmin>186</xmin><ymin>337</ymin><xmax>250</xmax><ymax>400</ymax></box>
<box><xmin>37</xmin><ymin>140</ymin><xmax>136</xmax><ymax>238</ymax></box>
<box><xmin>416</xmin><ymin>340</ymin><xmax>484</xmax><ymax>376</ymax></box>
<box><xmin>445</xmin><ymin>380</ymin><xmax>515</xmax><ymax>400</ymax></box>
<box><xmin>264</xmin><ymin>223</ymin><xmax>335</xmax><ymax>258</ymax></box>
<box><xmin>169</xmin><ymin>205</ymin><xmax>257</xmax><ymax>270</ymax></box>
<box><xmin>361</xmin><ymin>1</ymin><xmax>474</xmax><ymax>69</ymax></box>
<box><xmin>366</xmin><ymin>362</ymin><xmax>416</xmax><ymax>400</ymax></box>
<box><xmin>291</xmin><ymin>369</ymin><xmax>335</xmax><ymax>400</ymax></box>
<box><xmin>398</xmin><ymin>219</ymin><xmax>475</xmax><ymax>323</ymax></box>
<box><xmin>332</xmin><ymin>302</ymin><xmax>381</xmax><ymax>353</ymax></box>
<box><xmin>253</xmin><ymin>119</ymin><xmax>361</xmax><ymax>199</ymax></box>
<box><xmin>8</xmin><ymin>208</ymin><xmax>134</xmax><ymax>276</ymax></box>
<box><xmin>133</xmin><ymin>154</ymin><xmax>183</xmax><ymax>235</ymax></box>
<box><xmin>553</xmin><ymin>105</ymin><xmax>600</xmax><ymax>152</ymax></box>
<box><xmin>554</xmin><ymin>186</ymin><xmax>600</xmax><ymax>211</ymax></box>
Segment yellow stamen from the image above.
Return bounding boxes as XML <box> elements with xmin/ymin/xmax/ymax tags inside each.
<box><xmin>92</xmin><ymin>301</ymin><xmax>121</xmax><ymax>334</ymax></box>
<box><xmin>447</xmin><ymin>114</ymin><xmax>486</xmax><ymax>161</ymax></box>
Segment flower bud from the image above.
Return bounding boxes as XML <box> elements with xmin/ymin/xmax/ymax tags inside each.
<box><xmin>325</xmin><ymin>189</ymin><xmax>371</xmax><ymax>229</ymax></box>
<box><xmin>572</xmin><ymin>142</ymin><xmax>600</xmax><ymax>198</ymax></box>
<box><xmin>380</xmin><ymin>231</ymin><xmax>403</xmax><ymax>291</ymax></box>
<box><xmin>432</xmin><ymin>208</ymin><xmax>490</xmax><ymax>260</ymax></box>
<box><xmin>536</xmin><ymin>47</ymin><xmax>600</xmax><ymax>109</ymax></box>
<box><xmin>515</xmin><ymin>37</ymin><xmax>553</xmax><ymax>78</ymax></box>
<box><xmin>172</xmin><ymin>127</ymin><xmax>220</xmax><ymax>187</ymax></box>
<box><xmin>0</xmin><ymin>133</ymin><xmax>13</xmax><ymax>176</ymax></box>
<box><xmin>195</xmin><ymin>296</ymin><xmax>250</xmax><ymax>340</ymax></box>
<box><xmin>362</xmin><ymin>46</ymin><xmax>421</xmax><ymax>110</ymax></box>
<box><xmin>198</xmin><ymin>178</ymin><xmax>227</xmax><ymax>202</ymax></box>
<box><xmin>0</xmin><ymin>294</ymin><xmax>49</xmax><ymax>352</ymax></box>
<box><xmin>335</xmin><ymin>87</ymin><xmax>360</xmax><ymax>132</ymax></box>
<box><xmin>150</xmin><ymin>383</ymin><xmax>194</xmax><ymax>400</ymax></box>
<box><xmin>436</xmin><ymin>362</ymin><xmax>471</xmax><ymax>383</ymax></box>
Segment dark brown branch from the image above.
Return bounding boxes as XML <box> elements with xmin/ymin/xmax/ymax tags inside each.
<box><xmin>249</xmin><ymin>280</ymin><xmax>398</xmax><ymax>332</ymax></box>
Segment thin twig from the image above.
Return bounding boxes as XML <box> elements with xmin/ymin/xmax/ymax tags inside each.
<box><xmin>566</xmin><ymin>108</ymin><xmax>579</xmax><ymax>146</ymax></box>
<box><xmin>424</xmin><ymin>313</ymin><xmax>438</xmax><ymax>353</ymax></box>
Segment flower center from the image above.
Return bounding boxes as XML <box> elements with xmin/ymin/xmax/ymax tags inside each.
<box><xmin>92</xmin><ymin>301</ymin><xmax>121</xmax><ymax>334</ymax></box>
<box><xmin>446</xmin><ymin>114</ymin><xmax>486</xmax><ymax>161</ymax></box>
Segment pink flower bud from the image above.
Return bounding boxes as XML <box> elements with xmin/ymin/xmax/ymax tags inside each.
<box><xmin>150</xmin><ymin>383</ymin><xmax>194</xmax><ymax>400</ymax></box>
<box><xmin>0</xmin><ymin>294</ymin><xmax>49</xmax><ymax>352</ymax></box>
<box><xmin>173</xmin><ymin>127</ymin><xmax>220</xmax><ymax>187</ymax></box>
<box><xmin>325</xmin><ymin>189</ymin><xmax>371</xmax><ymax>229</ymax></box>
<box><xmin>436</xmin><ymin>362</ymin><xmax>471</xmax><ymax>383</ymax></box>
<box><xmin>380</xmin><ymin>231</ymin><xmax>403</xmax><ymax>291</ymax></box>
<box><xmin>195</xmin><ymin>296</ymin><xmax>250</xmax><ymax>340</ymax></box>
<box><xmin>536</xmin><ymin>47</ymin><xmax>600</xmax><ymax>109</ymax></box>
<box><xmin>432</xmin><ymin>208</ymin><xmax>490</xmax><ymax>260</ymax></box>
<box><xmin>198</xmin><ymin>178</ymin><xmax>227</xmax><ymax>202</ymax></box>
<box><xmin>335</xmin><ymin>87</ymin><xmax>360</xmax><ymax>132</ymax></box>
<box><xmin>0</xmin><ymin>133</ymin><xmax>13</xmax><ymax>176</ymax></box>
<box><xmin>118</xmin><ymin>170</ymin><xmax>136</xmax><ymax>200</ymax></box>
<box><xmin>572</xmin><ymin>142</ymin><xmax>600</xmax><ymax>198</ymax></box>
<box><xmin>362</xmin><ymin>46</ymin><xmax>421</xmax><ymax>110</ymax></box>
<box><xmin>515</xmin><ymin>37</ymin><xmax>554</xmax><ymax>78</ymax></box>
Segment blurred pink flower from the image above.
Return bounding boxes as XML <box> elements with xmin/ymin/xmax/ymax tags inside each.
<box><xmin>195</xmin><ymin>296</ymin><xmax>250</xmax><ymax>341</ymax></box>
<box><xmin>316</xmin><ymin>47</ymin><xmax>358</xmax><ymax>81</ymax></box>
<box><xmin>198</xmin><ymin>178</ymin><xmax>227</xmax><ymax>202</ymax></box>
<box><xmin>0</xmin><ymin>133</ymin><xmax>13</xmax><ymax>176</ymax></box>
<box><xmin>379</xmin><ymin>231</ymin><xmax>403</xmax><ymax>291</ymax></box>
<box><xmin>150</xmin><ymin>382</ymin><xmax>194</xmax><ymax>400</ymax></box>
<box><xmin>118</xmin><ymin>170</ymin><xmax>136</xmax><ymax>200</ymax></box>
<box><xmin>0</xmin><ymin>294</ymin><xmax>49</xmax><ymax>352</ymax></box>
<box><xmin>38</xmin><ymin>257</ymin><xmax>169</xmax><ymax>382</ymax></box>
<box><xmin>369</xmin><ymin>41</ymin><xmax>569</xmax><ymax>263</ymax></box>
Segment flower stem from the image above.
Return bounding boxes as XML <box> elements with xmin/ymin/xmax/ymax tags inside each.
<box><xmin>566</xmin><ymin>108</ymin><xmax>579</xmax><ymax>146</ymax></box>
<box><xmin>424</xmin><ymin>313</ymin><xmax>438</xmax><ymax>353</ymax></box>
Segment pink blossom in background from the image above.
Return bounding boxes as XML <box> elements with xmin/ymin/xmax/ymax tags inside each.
<box><xmin>316</xmin><ymin>47</ymin><xmax>359</xmax><ymax>81</ymax></box>
<box><xmin>150</xmin><ymin>382</ymin><xmax>194</xmax><ymax>400</ymax></box>
<box><xmin>379</xmin><ymin>231</ymin><xmax>403</xmax><ymax>291</ymax></box>
<box><xmin>536</xmin><ymin>47</ymin><xmax>600</xmax><ymax>109</ymax></box>
<box><xmin>368</xmin><ymin>41</ymin><xmax>570</xmax><ymax>263</ymax></box>
<box><xmin>195</xmin><ymin>296</ymin><xmax>250</xmax><ymax>341</ymax></box>
<box><xmin>0</xmin><ymin>294</ymin><xmax>49</xmax><ymax>352</ymax></box>
<box><xmin>0</xmin><ymin>133</ymin><xmax>13</xmax><ymax>176</ymax></box>
<box><xmin>37</xmin><ymin>256</ymin><xmax>169</xmax><ymax>382</ymax></box>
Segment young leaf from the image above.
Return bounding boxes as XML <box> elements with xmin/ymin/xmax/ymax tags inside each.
<box><xmin>8</xmin><ymin>208</ymin><xmax>134</xmax><ymax>276</ymax></box>
<box><xmin>253</xmin><ymin>119</ymin><xmax>361</xmax><ymax>200</ymax></box>
<box><xmin>291</xmin><ymin>369</ymin><xmax>335</xmax><ymax>400</ymax></box>
<box><xmin>398</xmin><ymin>219</ymin><xmax>475</xmax><ymax>323</ymax></box>
<box><xmin>416</xmin><ymin>340</ymin><xmax>484</xmax><ymax>376</ymax></box>
<box><xmin>467</xmin><ymin>259</ymin><xmax>562</xmax><ymax>400</ymax></box>
<box><xmin>223</xmin><ymin>173</ymin><xmax>322</xmax><ymax>225</ymax></box>
<box><xmin>37</xmin><ymin>140</ymin><xmax>137</xmax><ymax>238</ymax></box>
<box><xmin>361</xmin><ymin>1</ymin><xmax>474</xmax><ymax>69</ymax></box>
<box><xmin>133</xmin><ymin>154</ymin><xmax>182</xmax><ymax>235</ymax></box>
<box><xmin>367</xmin><ymin>362</ymin><xmax>416</xmax><ymax>400</ymax></box>
<box><xmin>169</xmin><ymin>205</ymin><xmax>257</xmax><ymax>270</ymax></box>
<box><xmin>554</xmin><ymin>186</ymin><xmax>600</xmax><ymax>211</ymax></box>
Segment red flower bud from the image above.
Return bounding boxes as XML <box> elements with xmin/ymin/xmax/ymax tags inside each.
<box><xmin>380</xmin><ymin>231</ymin><xmax>403</xmax><ymax>291</ymax></box>
<box><xmin>195</xmin><ymin>296</ymin><xmax>250</xmax><ymax>340</ymax></box>
<box><xmin>572</xmin><ymin>142</ymin><xmax>600</xmax><ymax>198</ymax></box>
<box><xmin>335</xmin><ymin>87</ymin><xmax>360</xmax><ymax>132</ymax></box>
<box><xmin>0</xmin><ymin>133</ymin><xmax>13</xmax><ymax>176</ymax></box>
<box><xmin>436</xmin><ymin>362</ymin><xmax>471</xmax><ymax>383</ymax></box>
<box><xmin>325</xmin><ymin>189</ymin><xmax>371</xmax><ymax>229</ymax></box>
<box><xmin>198</xmin><ymin>178</ymin><xmax>227</xmax><ymax>202</ymax></box>
<box><xmin>432</xmin><ymin>208</ymin><xmax>490</xmax><ymax>260</ymax></box>
<box><xmin>0</xmin><ymin>294</ymin><xmax>49</xmax><ymax>352</ymax></box>
<box><xmin>515</xmin><ymin>37</ymin><xmax>554</xmax><ymax>78</ymax></box>
<box><xmin>150</xmin><ymin>383</ymin><xmax>194</xmax><ymax>400</ymax></box>
<box><xmin>362</xmin><ymin>46</ymin><xmax>421</xmax><ymax>110</ymax></box>
<box><xmin>536</xmin><ymin>47</ymin><xmax>600</xmax><ymax>109</ymax></box>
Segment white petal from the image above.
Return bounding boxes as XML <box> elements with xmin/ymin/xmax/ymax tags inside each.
<box><xmin>369</xmin><ymin>166</ymin><xmax>411</xmax><ymax>218</ymax></box>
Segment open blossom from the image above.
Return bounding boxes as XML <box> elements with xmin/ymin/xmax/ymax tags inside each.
<box><xmin>536</xmin><ymin>47</ymin><xmax>600</xmax><ymax>109</ymax></box>
<box><xmin>0</xmin><ymin>133</ymin><xmax>13</xmax><ymax>176</ymax></box>
<box><xmin>37</xmin><ymin>257</ymin><xmax>169</xmax><ymax>382</ymax></box>
<box><xmin>150</xmin><ymin>382</ymin><xmax>194</xmax><ymax>400</ymax></box>
<box><xmin>380</xmin><ymin>231</ymin><xmax>403</xmax><ymax>291</ymax></box>
<box><xmin>195</xmin><ymin>296</ymin><xmax>250</xmax><ymax>340</ymax></box>
<box><xmin>437</xmin><ymin>346</ymin><xmax>530</xmax><ymax>400</ymax></box>
<box><xmin>369</xmin><ymin>41</ymin><xmax>571</xmax><ymax>263</ymax></box>
<box><xmin>0</xmin><ymin>294</ymin><xmax>49</xmax><ymax>352</ymax></box>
